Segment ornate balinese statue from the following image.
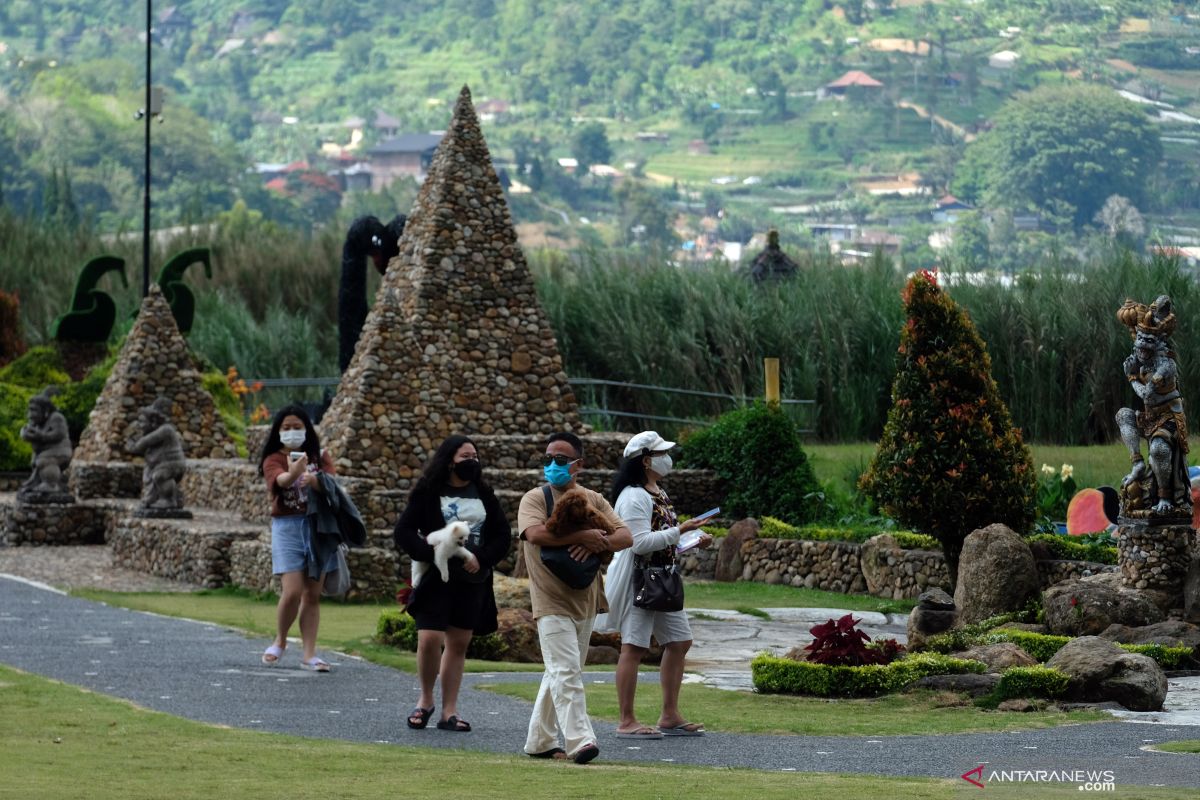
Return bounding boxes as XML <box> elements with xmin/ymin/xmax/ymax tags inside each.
<box><xmin>18</xmin><ymin>387</ymin><xmax>74</xmax><ymax>503</ymax></box>
<box><xmin>127</xmin><ymin>397</ymin><xmax>189</xmax><ymax>516</ymax></box>
<box><xmin>1115</xmin><ymin>295</ymin><xmax>1192</xmax><ymax>520</ymax></box>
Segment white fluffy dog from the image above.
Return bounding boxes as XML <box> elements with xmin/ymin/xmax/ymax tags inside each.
<box><xmin>411</xmin><ymin>521</ymin><xmax>472</xmax><ymax>586</ymax></box>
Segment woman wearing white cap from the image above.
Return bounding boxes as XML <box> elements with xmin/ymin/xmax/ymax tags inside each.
<box><xmin>604</xmin><ymin>431</ymin><xmax>713</xmax><ymax>738</ymax></box>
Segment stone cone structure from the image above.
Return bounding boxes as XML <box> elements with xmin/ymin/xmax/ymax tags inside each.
<box><xmin>75</xmin><ymin>285</ymin><xmax>238</xmax><ymax>461</ymax></box>
<box><xmin>321</xmin><ymin>85</ymin><xmax>581</xmax><ymax>487</ymax></box>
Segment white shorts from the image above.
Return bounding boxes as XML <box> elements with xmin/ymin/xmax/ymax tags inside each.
<box><xmin>619</xmin><ymin>605</ymin><xmax>692</xmax><ymax>649</ymax></box>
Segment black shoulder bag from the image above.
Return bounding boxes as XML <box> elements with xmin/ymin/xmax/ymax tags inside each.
<box><xmin>632</xmin><ymin>553</ymin><xmax>684</xmax><ymax>613</ymax></box>
<box><xmin>538</xmin><ymin>485</ymin><xmax>602</xmax><ymax>590</ymax></box>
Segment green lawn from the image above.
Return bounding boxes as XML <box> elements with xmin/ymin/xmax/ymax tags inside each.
<box><xmin>1</xmin><ymin>664</ymin><xmax>966</xmax><ymax>800</ymax></box>
<box><xmin>478</xmin><ymin>681</ymin><xmax>1109</xmax><ymax>737</ymax></box>
<box><xmin>1154</xmin><ymin>741</ymin><xmax>1200</xmax><ymax>755</ymax></box>
<box><xmin>684</xmin><ymin>580</ymin><xmax>916</xmax><ymax>615</ymax></box>
<box><xmin>806</xmin><ymin>441</ymin><xmax>1154</xmax><ymax>498</ymax></box>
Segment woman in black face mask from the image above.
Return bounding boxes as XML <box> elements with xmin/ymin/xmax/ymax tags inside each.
<box><xmin>394</xmin><ymin>434</ymin><xmax>511</xmax><ymax>732</ymax></box>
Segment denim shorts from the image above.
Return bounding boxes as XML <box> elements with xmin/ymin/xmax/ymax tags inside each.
<box><xmin>270</xmin><ymin>515</ymin><xmax>332</xmax><ymax>575</ymax></box>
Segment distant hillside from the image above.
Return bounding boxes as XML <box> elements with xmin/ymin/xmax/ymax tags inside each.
<box><xmin>0</xmin><ymin>0</ymin><xmax>1198</xmax><ymax>245</ymax></box>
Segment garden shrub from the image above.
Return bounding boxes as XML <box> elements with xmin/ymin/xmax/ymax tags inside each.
<box><xmin>860</xmin><ymin>272</ymin><xmax>1037</xmax><ymax>590</ymax></box>
<box><xmin>1027</xmin><ymin>533</ymin><xmax>1117</xmax><ymax>565</ymax></box>
<box><xmin>756</xmin><ymin>519</ymin><xmax>940</xmax><ymax>550</ymax></box>
<box><xmin>376</xmin><ymin>609</ymin><xmax>419</xmax><ymax>650</ymax></box>
<box><xmin>751</xmin><ymin>652</ymin><xmax>985</xmax><ymax>697</ymax></box>
<box><xmin>1120</xmin><ymin>643</ymin><xmax>1195</xmax><ymax>670</ymax></box>
<box><xmin>989</xmin><ymin>666</ymin><xmax>1070</xmax><ymax>702</ymax></box>
<box><xmin>0</xmin><ymin>346</ymin><xmax>70</xmax><ymax>390</ymax></box>
<box><xmin>376</xmin><ymin>608</ymin><xmax>508</xmax><ymax>660</ymax></box>
<box><xmin>0</xmin><ymin>382</ymin><xmax>34</xmax><ymax>470</ymax></box>
<box><xmin>986</xmin><ymin>629</ymin><xmax>1070</xmax><ymax>662</ymax></box>
<box><xmin>929</xmin><ymin>626</ymin><xmax>1194</xmax><ymax>669</ymax></box>
<box><xmin>681</xmin><ymin>402</ymin><xmax>823</xmax><ymax>525</ymax></box>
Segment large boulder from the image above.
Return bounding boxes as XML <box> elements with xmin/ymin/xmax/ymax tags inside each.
<box><xmin>1043</xmin><ymin>572</ymin><xmax>1164</xmax><ymax>636</ymax></box>
<box><xmin>492</xmin><ymin>574</ymin><xmax>532</xmax><ymax>611</ymax></box>
<box><xmin>906</xmin><ymin>673</ymin><xmax>1000</xmax><ymax>697</ymax></box>
<box><xmin>715</xmin><ymin>518</ymin><xmax>759</xmax><ymax>582</ymax></box>
<box><xmin>487</xmin><ymin>608</ymin><xmax>543</xmax><ymax>662</ymax></box>
<box><xmin>953</xmin><ymin>524</ymin><xmax>1040</xmax><ymax>624</ymax></box>
<box><xmin>907</xmin><ymin>587</ymin><xmax>958</xmax><ymax>651</ymax></box>
<box><xmin>1099</xmin><ymin>620</ymin><xmax>1200</xmax><ymax>667</ymax></box>
<box><xmin>1045</xmin><ymin>636</ymin><xmax>1167</xmax><ymax>711</ymax></box>
<box><xmin>955</xmin><ymin>642</ymin><xmax>1038</xmax><ymax>671</ymax></box>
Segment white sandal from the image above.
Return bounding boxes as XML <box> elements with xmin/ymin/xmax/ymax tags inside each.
<box><xmin>300</xmin><ymin>656</ymin><xmax>331</xmax><ymax>672</ymax></box>
<box><xmin>261</xmin><ymin>643</ymin><xmax>285</xmax><ymax>665</ymax></box>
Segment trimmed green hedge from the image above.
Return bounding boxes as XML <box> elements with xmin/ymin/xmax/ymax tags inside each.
<box><xmin>929</xmin><ymin>625</ymin><xmax>1195</xmax><ymax>669</ymax></box>
<box><xmin>751</xmin><ymin>652</ymin><xmax>986</xmax><ymax>697</ymax></box>
<box><xmin>757</xmin><ymin>516</ymin><xmax>940</xmax><ymax>550</ymax></box>
<box><xmin>376</xmin><ymin>608</ymin><xmax>510</xmax><ymax>661</ymax></box>
<box><xmin>1027</xmin><ymin>533</ymin><xmax>1117</xmax><ymax>565</ymax></box>
<box><xmin>985</xmin><ymin>629</ymin><xmax>1070</xmax><ymax>662</ymax></box>
<box><xmin>1121</xmin><ymin>643</ymin><xmax>1196</xmax><ymax>670</ymax></box>
<box><xmin>991</xmin><ymin>666</ymin><xmax>1070</xmax><ymax>701</ymax></box>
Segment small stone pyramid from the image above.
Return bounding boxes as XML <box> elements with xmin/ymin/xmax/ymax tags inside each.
<box><xmin>75</xmin><ymin>285</ymin><xmax>239</xmax><ymax>461</ymax></box>
<box><xmin>321</xmin><ymin>85</ymin><xmax>581</xmax><ymax>486</ymax></box>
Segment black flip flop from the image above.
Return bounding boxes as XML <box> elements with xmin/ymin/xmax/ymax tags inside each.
<box><xmin>436</xmin><ymin>715</ymin><xmax>471</xmax><ymax>732</ymax></box>
<box><xmin>406</xmin><ymin>706</ymin><xmax>434</xmax><ymax>730</ymax></box>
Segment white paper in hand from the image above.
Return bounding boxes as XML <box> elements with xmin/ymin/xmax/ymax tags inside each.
<box><xmin>677</xmin><ymin>531</ymin><xmax>704</xmax><ymax>553</ymax></box>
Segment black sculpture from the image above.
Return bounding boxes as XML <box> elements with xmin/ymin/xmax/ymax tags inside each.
<box><xmin>338</xmin><ymin>215</ymin><xmax>405</xmax><ymax>372</ymax></box>
<box><xmin>51</xmin><ymin>255</ymin><xmax>128</xmax><ymax>343</ymax></box>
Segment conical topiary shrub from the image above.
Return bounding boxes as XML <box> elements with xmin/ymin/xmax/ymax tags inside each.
<box><xmin>859</xmin><ymin>271</ymin><xmax>1036</xmax><ymax>590</ymax></box>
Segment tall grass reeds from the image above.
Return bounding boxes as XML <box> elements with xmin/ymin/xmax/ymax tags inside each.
<box><xmin>4</xmin><ymin>208</ymin><xmax>1198</xmax><ymax>444</ymax></box>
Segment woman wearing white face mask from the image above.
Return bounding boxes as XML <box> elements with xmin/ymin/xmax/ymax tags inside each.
<box><xmin>604</xmin><ymin>431</ymin><xmax>713</xmax><ymax>739</ymax></box>
<box><xmin>257</xmin><ymin>404</ymin><xmax>336</xmax><ymax>671</ymax></box>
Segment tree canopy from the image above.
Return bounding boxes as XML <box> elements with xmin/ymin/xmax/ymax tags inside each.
<box><xmin>953</xmin><ymin>85</ymin><xmax>1162</xmax><ymax>230</ymax></box>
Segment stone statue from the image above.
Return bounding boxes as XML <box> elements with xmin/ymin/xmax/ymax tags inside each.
<box><xmin>127</xmin><ymin>397</ymin><xmax>190</xmax><ymax>518</ymax></box>
<box><xmin>18</xmin><ymin>387</ymin><xmax>74</xmax><ymax>503</ymax></box>
<box><xmin>1115</xmin><ymin>295</ymin><xmax>1192</xmax><ymax>521</ymax></box>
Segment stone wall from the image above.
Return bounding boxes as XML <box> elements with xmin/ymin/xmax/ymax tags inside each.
<box><xmin>228</xmin><ymin>537</ymin><xmax>399</xmax><ymax>602</ymax></box>
<box><xmin>1118</xmin><ymin>524</ymin><xmax>1194</xmax><ymax>609</ymax></box>
<box><xmin>110</xmin><ymin>513</ymin><xmax>263</xmax><ymax>587</ymax></box>
<box><xmin>730</xmin><ymin>535</ymin><xmax>1117</xmax><ymax>600</ymax></box>
<box><xmin>1038</xmin><ymin>559</ymin><xmax>1117</xmax><ymax>585</ymax></box>
<box><xmin>0</xmin><ymin>494</ymin><xmax>133</xmax><ymax>546</ymax></box>
<box><xmin>678</xmin><ymin>544</ymin><xmax>717</xmax><ymax>580</ymax></box>
<box><xmin>740</xmin><ymin>538</ymin><xmax>868</xmax><ymax>594</ymax></box>
<box><xmin>71</xmin><ymin>461</ymin><xmax>142</xmax><ymax>499</ymax></box>
<box><xmin>0</xmin><ymin>472</ymin><xmax>29</xmax><ymax>492</ymax></box>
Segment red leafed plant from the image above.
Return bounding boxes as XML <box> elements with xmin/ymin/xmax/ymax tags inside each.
<box><xmin>395</xmin><ymin>579</ymin><xmax>413</xmax><ymax>609</ymax></box>
<box><xmin>804</xmin><ymin>613</ymin><xmax>905</xmax><ymax>666</ymax></box>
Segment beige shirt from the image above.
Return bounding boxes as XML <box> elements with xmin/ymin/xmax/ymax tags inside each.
<box><xmin>517</xmin><ymin>485</ymin><xmax>626</xmax><ymax>621</ymax></box>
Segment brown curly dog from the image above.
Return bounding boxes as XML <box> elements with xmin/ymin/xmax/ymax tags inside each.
<box><xmin>546</xmin><ymin>489</ymin><xmax>616</xmax><ymax>538</ymax></box>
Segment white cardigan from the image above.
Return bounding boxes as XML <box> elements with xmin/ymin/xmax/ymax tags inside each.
<box><xmin>596</xmin><ymin>485</ymin><xmax>681</xmax><ymax>634</ymax></box>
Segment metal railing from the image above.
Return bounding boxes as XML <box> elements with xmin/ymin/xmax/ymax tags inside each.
<box><xmin>567</xmin><ymin>377</ymin><xmax>814</xmax><ymax>431</ymax></box>
<box><xmin>242</xmin><ymin>376</ymin><xmax>816</xmax><ymax>432</ymax></box>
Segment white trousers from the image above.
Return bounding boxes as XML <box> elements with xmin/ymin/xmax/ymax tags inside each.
<box><xmin>523</xmin><ymin>614</ymin><xmax>596</xmax><ymax>757</ymax></box>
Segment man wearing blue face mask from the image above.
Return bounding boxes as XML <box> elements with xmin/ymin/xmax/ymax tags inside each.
<box><xmin>517</xmin><ymin>432</ymin><xmax>632</xmax><ymax>764</ymax></box>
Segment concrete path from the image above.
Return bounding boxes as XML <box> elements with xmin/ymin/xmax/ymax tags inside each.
<box><xmin>2</xmin><ymin>575</ymin><xmax>1198</xmax><ymax>788</ymax></box>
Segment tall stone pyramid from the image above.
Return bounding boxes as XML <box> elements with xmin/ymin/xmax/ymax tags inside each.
<box><xmin>75</xmin><ymin>285</ymin><xmax>239</xmax><ymax>461</ymax></box>
<box><xmin>321</xmin><ymin>86</ymin><xmax>581</xmax><ymax>486</ymax></box>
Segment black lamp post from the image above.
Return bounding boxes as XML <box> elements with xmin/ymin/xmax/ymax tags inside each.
<box><xmin>141</xmin><ymin>0</ymin><xmax>152</xmax><ymax>298</ymax></box>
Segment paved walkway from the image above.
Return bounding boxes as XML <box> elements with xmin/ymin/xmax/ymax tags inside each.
<box><xmin>2</xmin><ymin>575</ymin><xmax>1198</xmax><ymax>788</ymax></box>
